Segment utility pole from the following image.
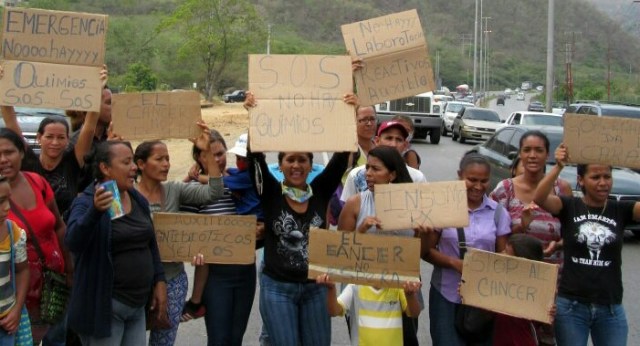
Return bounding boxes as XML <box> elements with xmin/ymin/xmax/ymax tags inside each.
<box><xmin>563</xmin><ymin>31</ymin><xmax>581</xmax><ymax>105</ymax></box>
<box><xmin>545</xmin><ymin>0</ymin><xmax>554</xmax><ymax>112</ymax></box>
<box><xmin>473</xmin><ymin>0</ymin><xmax>478</xmax><ymax>103</ymax></box>
<box><xmin>267</xmin><ymin>24</ymin><xmax>272</xmax><ymax>54</ymax></box>
<box><xmin>483</xmin><ymin>17</ymin><xmax>492</xmax><ymax>93</ymax></box>
<box><xmin>460</xmin><ymin>33</ymin><xmax>473</xmax><ymax>82</ymax></box>
<box><xmin>607</xmin><ymin>42</ymin><xmax>611</xmax><ymax>102</ymax></box>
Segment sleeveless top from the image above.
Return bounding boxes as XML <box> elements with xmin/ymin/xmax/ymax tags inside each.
<box><xmin>357</xmin><ymin>190</ymin><xmax>415</xmax><ymax>238</ymax></box>
<box><xmin>490</xmin><ymin>178</ymin><xmax>563</xmax><ymax>267</ymax></box>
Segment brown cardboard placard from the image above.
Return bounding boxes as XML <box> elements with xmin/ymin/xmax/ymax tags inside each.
<box><xmin>563</xmin><ymin>113</ymin><xmax>640</xmax><ymax>169</ymax></box>
<box><xmin>111</xmin><ymin>91</ymin><xmax>202</xmax><ymax>140</ymax></box>
<box><xmin>0</xmin><ymin>60</ymin><xmax>102</xmax><ymax>111</ymax></box>
<box><xmin>248</xmin><ymin>54</ymin><xmax>357</xmax><ymax>152</ymax></box>
<box><xmin>153</xmin><ymin>212</ymin><xmax>257</xmax><ymax>264</ymax></box>
<box><xmin>308</xmin><ymin>228</ymin><xmax>420</xmax><ymax>288</ymax></box>
<box><xmin>341</xmin><ymin>9</ymin><xmax>435</xmax><ymax>106</ymax></box>
<box><xmin>1</xmin><ymin>7</ymin><xmax>108</xmax><ymax>66</ymax></box>
<box><xmin>459</xmin><ymin>248</ymin><xmax>558</xmax><ymax>324</ymax></box>
<box><xmin>374</xmin><ymin>181</ymin><xmax>469</xmax><ymax>230</ymax></box>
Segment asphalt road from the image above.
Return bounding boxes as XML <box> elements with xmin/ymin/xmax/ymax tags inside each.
<box><xmin>170</xmin><ymin>92</ymin><xmax>640</xmax><ymax>345</ymax></box>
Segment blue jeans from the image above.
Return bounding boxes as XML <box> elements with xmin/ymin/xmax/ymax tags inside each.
<box><xmin>554</xmin><ymin>296</ymin><xmax>628</xmax><ymax>346</ymax></box>
<box><xmin>79</xmin><ymin>298</ymin><xmax>146</xmax><ymax>346</ymax></box>
<box><xmin>0</xmin><ymin>329</ymin><xmax>15</xmax><ymax>346</ymax></box>
<box><xmin>259</xmin><ymin>274</ymin><xmax>330</xmax><ymax>346</ymax></box>
<box><xmin>149</xmin><ymin>270</ymin><xmax>188</xmax><ymax>346</ymax></box>
<box><xmin>203</xmin><ymin>264</ymin><xmax>256</xmax><ymax>346</ymax></box>
<box><xmin>429</xmin><ymin>285</ymin><xmax>491</xmax><ymax>346</ymax></box>
<box><xmin>42</xmin><ymin>316</ymin><xmax>66</xmax><ymax>346</ymax></box>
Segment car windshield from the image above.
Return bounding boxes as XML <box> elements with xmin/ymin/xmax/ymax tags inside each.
<box><xmin>466</xmin><ymin>109</ymin><xmax>500</xmax><ymax>122</ymax></box>
<box><xmin>522</xmin><ymin>115</ymin><xmax>563</xmax><ymax>126</ymax></box>
<box><xmin>447</xmin><ymin>104</ymin><xmax>465</xmax><ymax>112</ymax></box>
<box><xmin>601</xmin><ymin>107</ymin><xmax>640</xmax><ymax>119</ymax></box>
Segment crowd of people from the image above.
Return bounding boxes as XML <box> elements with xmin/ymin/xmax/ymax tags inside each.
<box><xmin>0</xmin><ymin>61</ymin><xmax>637</xmax><ymax>346</ymax></box>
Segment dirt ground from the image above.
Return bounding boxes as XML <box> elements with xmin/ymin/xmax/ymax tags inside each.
<box><xmin>131</xmin><ymin>103</ymin><xmax>249</xmax><ymax>181</ymax></box>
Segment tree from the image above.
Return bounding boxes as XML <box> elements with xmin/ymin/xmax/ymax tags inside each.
<box><xmin>121</xmin><ymin>62</ymin><xmax>158</xmax><ymax>91</ymax></box>
<box><xmin>158</xmin><ymin>0</ymin><xmax>265</xmax><ymax>101</ymax></box>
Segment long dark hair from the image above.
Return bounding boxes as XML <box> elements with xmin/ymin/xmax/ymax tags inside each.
<box><xmin>367</xmin><ymin>146</ymin><xmax>412</xmax><ymax>183</ymax></box>
<box><xmin>0</xmin><ymin>128</ymin><xmax>25</xmax><ymax>153</ymax></box>
<box><xmin>37</xmin><ymin>118</ymin><xmax>70</xmax><ymax>136</ymax></box>
<box><xmin>85</xmin><ymin>141</ymin><xmax>132</xmax><ymax>181</ymax></box>
<box><xmin>519</xmin><ymin>130</ymin><xmax>550</xmax><ymax>154</ymax></box>
<box><xmin>134</xmin><ymin>140</ymin><xmax>165</xmax><ymax>177</ymax></box>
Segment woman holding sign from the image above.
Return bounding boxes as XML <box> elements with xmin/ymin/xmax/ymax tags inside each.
<box><xmin>422</xmin><ymin>153</ymin><xmax>511</xmax><ymax>346</ymax></box>
<box><xmin>244</xmin><ymin>92</ymin><xmax>356</xmax><ymax>346</ymax></box>
<box><xmin>133</xmin><ymin>122</ymin><xmax>224</xmax><ymax>346</ymax></box>
<box><xmin>533</xmin><ymin>144</ymin><xmax>640</xmax><ymax>346</ymax></box>
<box><xmin>65</xmin><ymin>141</ymin><xmax>167</xmax><ymax>345</ymax></box>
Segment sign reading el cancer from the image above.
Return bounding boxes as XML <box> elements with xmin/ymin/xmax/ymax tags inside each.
<box><xmin>153</xmin><ymin>212</ymin><xmax>257</xmax><ymax>264</ymax></box>
<box><xmin>308</xmin><ymin>228</ymin><xmax>420</xmax><ymax>288</ymax></box>
<box><xmin>563</xmin><ymin>113</ymin><xmax>640</xmax><ymax>169</ymax></box>
<box><xmin>341</xmin><ymin>9</ymin><xmax>435</xmax><ymax>106</ymax></box>
<box><xmin>248</xmin><ymin>54</ymin><xmax>357</xmax><ymax>152</ymax></box>
<box><xmin>0</xmin><ymin>7</ymin><xmax>107</xmax><ymax>111</ymax></box>
<box><xmin>374</xmin><ymin>181</ymin><xmax>469</xmax><ymax>230</ymax></box>
<box><xmin>111</xmin><ymin>91</ymin><xmax>202</xmax><ymax>140</ymax></box>
<box><xmin>459</xmin><ymin>248</ymin><xmax>558</xmax><ymax>324</ymax></box>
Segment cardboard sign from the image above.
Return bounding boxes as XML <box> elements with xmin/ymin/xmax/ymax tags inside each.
<box><xmin>341</xmin><ymin>9</ymin><xmax>435</xmax><ymax>106</ymax></box>
<box><xmin>374</xmin><ymin>181</ymin><xmax>469</xmax><ymax>230</ymax></box>
<box><xmin>153</xmin><ymin>212</ymin><xmax>257</xmax><ymax>264</ymax></box>
<box><xmin>248</xmin><ymin>54</ymin><xmax>357</xmax><ymax>152</ymax></box>
<box><xmin>460</xmin><ymin>248</ymin><xmax>558</xmax><ymax>324</ymax></box>
<box><xmin>308</xmin><ymin>228</ymin><xmax>420</xmax><ymax>288</ymax></box>
<box><xmin>0</xmin><ymin>60</ymin><xmax>102</xmax><ymax>111</ymax></box>
<box><xmin>1</xmin><ymin>7</ymin><xmax>107</xmax><ymax>66</ymax></box>
<box><xmin>563</xmin><ymin>113</ymin><xmax>640</xmax><ymax>169</ymax></box>
<box><xmin>111</xmin><ymin>91</ymin><xmax>202</xmax><ymax>140</ymax></box>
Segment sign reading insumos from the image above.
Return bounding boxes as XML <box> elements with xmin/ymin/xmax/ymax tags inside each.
<box><xmin>0</xmin><ymin>7</ymin><xmax>108</xmax><ymax>112</ymax></box>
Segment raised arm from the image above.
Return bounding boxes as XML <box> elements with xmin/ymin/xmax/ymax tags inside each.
<box><xmin>533</xmin><ymin>143</ymin><xmax>567</xmax><ymax>215</ymax></box>
<box><xmin>75</xmin><ymin>65</ymin><xmax>108</xmax><ymax>167</ymax></box>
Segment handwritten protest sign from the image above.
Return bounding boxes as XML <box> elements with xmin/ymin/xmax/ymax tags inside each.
<box><xmin>153</xmin><ymin>212</ymin><xmax>256</xmax><ymax>264</ymax></box>
<box><xmin>0</xmin><ymin>60</ymin><xmax>103</xmax><ymax>111</ymax></box>
<box><xmin>1</xmin><ymin>7</ymin><xmax>107</xmax><ymax>66</ymax></box>
<box><xmin>341</xmin><ymin>9</ymin><xmax>435</xmax><ymax>106</ymax></box>
<box><xmin>563</xmin><ymin>113</ymin><xmax>640</xmax><ymax>169</ymax></box>
<box><xmin>0</xmin><ymin>7</ymin><xmax>107</xmax><ymax>111</ymax></box>
<box><xmin>308</xmin><ymin>228</ymin><xmax>420</xmax><ymax>288</ymax></box>
<box><xmin>248</xmin><ymin>54</ymin><xmax>357</xmax><ymax>152</ymax></box>
<box><xmin>460</xmin><ymin>248</ymin><xmax>558</xmax><ymax>324</ymax></box>
<box><xmin>111</xmin><ymin>91</ymin><xmax>202</xmax><ymax>140</ymax></box>
<box><xmin>374</xmin><ymin>181</ymin><xmax>469</xmax><ymax>230</ymax></box>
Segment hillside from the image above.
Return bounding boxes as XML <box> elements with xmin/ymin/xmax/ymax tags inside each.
<box><xmin>14</xmin><ymin>0</ymin><xmax>640</xmax><ymax>102</ymax></box>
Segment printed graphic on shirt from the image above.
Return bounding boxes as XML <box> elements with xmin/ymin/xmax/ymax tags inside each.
<box><xmin>572</xmin><ymin>215</ymin><xmax>617</xmax><ymax>267</ymax></box>
<box><xmin>354</xmin><ymin>169</ymin><xmax>367</xmax><ymax>194</ymax></box>
<box><xmin>273</xmin><ymin>210</ymin><xmax>323</xmax><ymax>269</ymax></box>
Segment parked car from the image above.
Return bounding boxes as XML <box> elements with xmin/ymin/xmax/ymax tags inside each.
<box><xmin>0</xmin><ymin>107</ymin><xmax>67</xmax><ymax>155</ymax></box>
<box><xmin>527</xmin><ymin>101</ymin><xmax>545</xmax><ymax>112</ymax></box>
<box><xmin>499</xmin><ymin>111</ymin><xmax>562</xmax><ymax>130</ymax></box>
<box><xmin>451</xmin><ymin>107</ymin><xmax>503</xmax><ymax>144</ymax></box>
<box><xmin>441</xmin><ymin>101</ymin><xmax>474</xmax><ymax>136</ymax></box>
<box><xmin>516</xmin><ymin>92</ymin><xmax>525</xmax><ymax>101</ymax></box>
<box><xmin>222</xmin><ymin>90</ymin><xmax>246</xmax><ymax>103</ymax></box>
<box><xmin>566</xmin><ymin>103</ymin><xmax>640</xmax><ymax>119</ymax></box>
<box><xmin>551</xmin><ymin>101</ymin><xmax>567</xmax><ymax>115</ymax></box>
<box><xmin>496</xmin><ymin>95</ymin><xmax>506</xmax><ymax>106</ymax></box>
<box><xmin>469</xmin><ymin>125</ymin><xmax>640</xmax><ymax>234</ymax></box>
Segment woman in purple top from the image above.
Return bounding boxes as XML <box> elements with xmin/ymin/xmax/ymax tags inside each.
<box><xmin>422</xmin><ymin>153</ymin><xmax>511</xmax><ymax>346</ymax></box>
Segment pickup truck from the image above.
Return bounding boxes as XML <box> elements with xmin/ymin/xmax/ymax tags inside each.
<box><xmin>374</xmin><ymin>91</ymin><xmax>443</xmax><ymax>144</ymax></box>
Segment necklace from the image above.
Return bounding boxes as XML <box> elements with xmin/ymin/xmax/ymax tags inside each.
<box><xmin>582</xmin><ymin>198</ymin><xmax>607</xmax><ymax>216</ymax></box>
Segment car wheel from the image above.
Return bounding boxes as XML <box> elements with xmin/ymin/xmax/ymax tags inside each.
<box><xmin>441</xmin><ymin>125</ymin><xmax>448</xmax><ymax>137</ymax></box>
<box><xmin>459</xmin><ymin>135</ymin><xmax>466</xmax><ymax>144</ymax></box>
<box><xmin>430</xmin><ymin>129</ymin><xmax>441</xmax><ymax>144</ymax></box>
<box><xmin>452</xmin><ymin>129</ymin><xmax>458</xmax><ymax>141</ymax></box>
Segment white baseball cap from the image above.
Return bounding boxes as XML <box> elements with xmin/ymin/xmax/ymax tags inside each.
<box><xmin>228</xmin><ymin>133</ymin><xmax>248</xmax><ymax>157</ymax></box>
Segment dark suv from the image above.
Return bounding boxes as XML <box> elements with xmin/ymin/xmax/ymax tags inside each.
<box><xmin>0</xmin><ymin>107</ymin><xmax>67</xmax><ymax>154</ymax></box>
<box><xmin>223</xmin><ymin>90</ymin><xmax>246</xmax><ymax>103</ymax></box>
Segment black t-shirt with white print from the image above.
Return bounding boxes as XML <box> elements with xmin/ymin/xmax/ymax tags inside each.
<box><xmin>556</xmin><ymin>196</ymin><xmax>635</xmax><ymax>304</ymax></box>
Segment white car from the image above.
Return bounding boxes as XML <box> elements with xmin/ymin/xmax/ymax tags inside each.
<box><xmin>440</xmin><ymin>101</ymin><xmax>474</xmax><ymax>136</ymax></box>
<box><xmin>498</xmin><ymin>111</ymin><xmax>563</xmax><ymax>130</ymax></box>
<box><xmin>504</xmin><ymin>88</ymin><xmax>513</xmax><ymax>95</ymax></box>
<box><xmin>516</xmin><ymin>92</ymin><xmax>525</xmax><ymax>101</ymax></box>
